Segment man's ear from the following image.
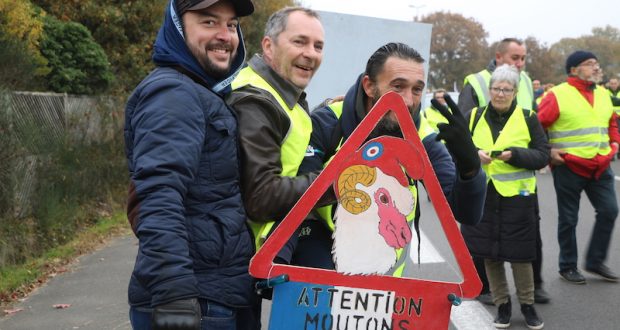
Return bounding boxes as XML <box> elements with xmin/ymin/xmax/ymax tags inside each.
<box><xmin>261</xmin><ymin>36</ymin><xmax>273</xmax><ymax>62</ymax></box>
<box><xmin>495</xmin><ymin>51</ymin><xmax>503</xmax><ymax>63</ymax></box>
<box><xmin>569</xmin><ymin>66</ymin><xmax>578</xmax><ymax>76</ymax></box>
<box><xmin>362</xmin><ymin>75</ymin><xmax>375</xmax><ymax>98</ymax></box>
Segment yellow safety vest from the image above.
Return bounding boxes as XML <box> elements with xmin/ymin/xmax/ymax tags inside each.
<box><xmin>470</xmin><ymin>105</ymin><xmax>536</xmax><ymax>197</ymax></box>
<box><xmin>422</xmin><ymin>106</ymin><xmax>449</xmax><ymax>132</ymax></box>
<box><xmin>232</xmin><ymin>66</ymin><xmax>312</xmax><ymax>250</ymax></box>
<box><xmin>317</xmin><ymin>101</ymin><xmax>435</xmax><ymax>276</ymax></box>
<box><xmin>609</xmin><ymin>89</ymin><xmax>620</xmax><ymax>115</ymax></box>
<box><xmin>464</xmin><ymin>69</ymin><xmax>533</xmax><ymax>110</ymax></box>
<box><xmin>547</xmin><ymin>83</ymin><xmax>613</xmax><ymax>159</ymax></box>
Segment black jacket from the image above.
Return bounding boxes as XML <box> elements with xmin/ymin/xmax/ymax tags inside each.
<box><xmin>461</xmin><ymin>102</ymin><xmax>550</xmax><ymax>261</ymax></box>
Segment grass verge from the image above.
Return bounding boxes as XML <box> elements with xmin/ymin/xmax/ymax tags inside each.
<box><xmin>0</xmin><ymin>210</ymin><xmax>130</xmax><ymax>309</ymax></box>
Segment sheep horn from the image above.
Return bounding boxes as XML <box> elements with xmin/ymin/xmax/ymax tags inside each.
<box><xmin>337</xmin><ymin>165</ymin><xmax>377</xmax><ymax>214</ymax></box>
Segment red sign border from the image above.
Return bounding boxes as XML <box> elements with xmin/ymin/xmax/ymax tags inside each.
<box><xmin>249</xmin><ymin>91</ymin><xmax>481</xmax><ymax>298</ymax></box>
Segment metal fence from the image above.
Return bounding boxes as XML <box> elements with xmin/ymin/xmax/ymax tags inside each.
<box><xmin>3</xmin><ymin>91</ymin><xmax>122</xmax><ymax>218</ymax></box>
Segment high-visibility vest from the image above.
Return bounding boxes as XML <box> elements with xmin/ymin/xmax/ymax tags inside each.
<box><xmin>422</xmin><ymin>106</ymin><xmax>449</xmax><ymax>132</ymax></box>
<box><xmin>232</xmin><ymin>66</ymin><xmax>312</xmax><ymax>250</ymax></box>
<box><xmin>547</xmin><ymin>83</ymin><xmax>613</xmax><ymax>159</ymax></box>
<box><xmin>316</xmin><ymin>101</ymin><xmax>435</xmax><ymax>276</ymax></box>
<box><xmin>470</xmin><ymin>105</ymin><xmax>536</xmax><ymax>197</ymax></box>
<box><xmin>464</xmin><ymin>69</ymin><xmax>533</xmax><ymax>110</ymax></box>
<box><xmin>609</xmin><ymin>89</ymin><xmax>620</xmax><ymax>115</ymax></box>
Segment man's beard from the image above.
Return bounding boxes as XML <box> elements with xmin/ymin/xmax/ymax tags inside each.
<box><xmin>367</xmin><ymin>92</ymin><xmax>416</xmax><ymax>140</ymax></box>
<box><xmin>190</xmin><ymin>42</ymin><xmax>237</xmax><ymax>79</ymax></box>
<box><xmin>368</xmin><ymin>116</ymin><xmax>404</xmax><ymax>140</ymax></box>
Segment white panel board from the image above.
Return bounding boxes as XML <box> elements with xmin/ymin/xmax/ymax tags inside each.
<box><xmin>305</xmin><ymin>11</ymin><xmax>432</xmax><ymax>109</ymax></box>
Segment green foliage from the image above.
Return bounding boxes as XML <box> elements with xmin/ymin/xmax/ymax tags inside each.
<box><xmin>0</xmin><ymin>0</ymin><xmax>50</xmax><ymax>85</ymax></box>
<box><xmin>33</xmin><ymin>0</ymin><xmax>167</xmax><ymax>94</ymax></box>
<box><xmin>39</xmin><ymin>16</ymin><xmax>114</xmax><ymax>95</ymax></box>
<box><xmin>0</xmin><ymin>37</ymin><xmax>43</xmax><ymax>90</ymax></box>
<box><xmin>0</xmin><ymin>89</ymin><xmax>17</xmax><ymax>215</ymax></box>
<box><xmin>0</xmin><ymin>95</ymin><xmax>127</xmax><ymax>268</ymax></box>
<box><xmin>0</xmin><ymin>211</ymin><xmax>129</xmax><ymax>302</ymax></box>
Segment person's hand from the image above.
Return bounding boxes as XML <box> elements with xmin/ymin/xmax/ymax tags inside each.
<box><xmin>431</xmin><ymin>94</ymin><xmax>481</xmax><ymax>179</ymax></box>
<box><xmin>495</xmin><ymin>150</ymin><xmax>512</xmax><ymax>162</ymax></box>
<box><xmin>152</xmin><ymin>298</ymin><xmax>201</xmax><ymax>330</ymax></box>
<box><xmin>550</xmin><ymin>148</ymin><xmax>566</xmax><ymax>166</ymax></box>
<box><xmin>479</xmin><ymin>150</ymin><xmax>492</xmax><ymax>165</ymax></box>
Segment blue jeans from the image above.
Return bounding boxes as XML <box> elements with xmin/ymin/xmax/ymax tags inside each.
<box><xmin>129</xmin><ymin>299</ymin><xmax>260</xmax><ymax>330</ymax></box>
<box><xmin>552</xmin><ymin>165</ymin><xmax>618</xmax><ymax>271</ymax></box>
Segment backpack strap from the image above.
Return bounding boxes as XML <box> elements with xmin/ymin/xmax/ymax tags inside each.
<box><xmin>470</xmin><ymin>107</ymin><xmax>485</xmax><ymax>135</ymax></box>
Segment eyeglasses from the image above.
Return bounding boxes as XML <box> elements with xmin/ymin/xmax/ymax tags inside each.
<box><xmin>579</xmin><ymin>61</ymin><xmax>600</xmax><ymax>69</ymax></box>
<box><xmin>490</xmin><ymin>87</ymin><xmax>515</xmax><ymax>95</ymax></box>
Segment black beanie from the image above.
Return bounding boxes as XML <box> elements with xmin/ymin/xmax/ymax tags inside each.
<box><xmin>565</xmin><ymin>50</ymin><xmax>597</xmax><ymax>74</ymax></box>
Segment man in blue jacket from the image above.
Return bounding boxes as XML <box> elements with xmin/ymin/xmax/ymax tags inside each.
<box><xmin>124</xmin><ymin>1</ymin><xmax>257</xmax><ymax>329</ymax></box>
<box><xmin>294</xmin><ymin>42</ymin><xmax>487</xmax><ymax>271</ymax></box>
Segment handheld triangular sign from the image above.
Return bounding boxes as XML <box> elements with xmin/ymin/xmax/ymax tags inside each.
<box><xmin>250</xmin><ymin>91</ymin><xmax>481</xmax><ymax>329</ymax></box>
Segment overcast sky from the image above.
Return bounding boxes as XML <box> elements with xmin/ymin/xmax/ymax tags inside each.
<box><xmin>300</xmin><ymin>0</ymin><xmax>618</xmax><ymax>45</ymax></box>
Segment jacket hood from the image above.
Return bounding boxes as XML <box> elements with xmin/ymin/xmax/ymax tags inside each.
<box><xmin>152</xmin><ymin>0</ymin><xmax>247</xmax><ymax>94</ymax></box>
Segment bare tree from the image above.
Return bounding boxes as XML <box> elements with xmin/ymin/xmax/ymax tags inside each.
<box><xmin>420</xmin><ymin>11</ymin><xmax>489</xmax><ymax>91</ymax></box>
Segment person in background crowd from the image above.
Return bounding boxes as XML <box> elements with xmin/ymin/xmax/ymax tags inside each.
<box><xmin>423</xmin><ymin>88</ymin><xmax>450</xmax><ymax>131</ymax></box>
<box><xmin>458</xmin><ymin>37</ymin><xmax>548</xmax><ymax>305</ymax></box>
<box><xmin>533</xmin><ymin>79</ymin><xmax>543</xmax><ymax>111</ymax></box>
<box><xmin>458</xmin><ymin>38</ymin><xmax>534</xmax><ymax>117</ymax></box>
<box><xmin>538</xmin><ymin>50</ymin><xmax>619</xmax><ymax>285</ymax></box>
<box><xmin>607</xmin><ymin>78</ymin><xmax>620</xmax><ymax>118</ymax></box>
<box><xmin>124</xmin><ymin>1</ymin><xmax>259</xmax><ymax>329</ymax></box>
<box><xmin>462</xmin><ymin>64</ymin><xmax>548</xmax><ymax>329</ymax></box>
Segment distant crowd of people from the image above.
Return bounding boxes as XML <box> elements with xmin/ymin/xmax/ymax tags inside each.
<box><xmin>423</xmin><ymin>40</ymin><xmax>619</xmax><ymax>329</ymax></box>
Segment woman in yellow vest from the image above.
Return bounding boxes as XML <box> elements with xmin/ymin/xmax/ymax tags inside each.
<box><xmin>461</xmin><ymin>65</ymin><xmax>549</xmax><ymax>329</ymax></box>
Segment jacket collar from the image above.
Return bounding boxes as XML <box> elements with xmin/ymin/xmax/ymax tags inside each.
<box><xmin>567</xmin><ymin>76</ymin><xmax>596</xmax><ymax>91</ymax></box>
<box><xmin>487</xmin><ymin>99</ymin><xmax>517</xmax><ymax>122</ymax></box>
<box><xmin>248</xmin><ymin>54</ymin><xmax>308</xmax><ymax>110</ymax></box>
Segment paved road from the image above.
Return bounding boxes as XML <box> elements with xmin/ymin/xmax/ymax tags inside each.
<box><xmin>0</xmin><ymin>235</ymin><xmax>135</xmax><ymax>330</ymax></box>
<box><xmin>2</xmin><ymin>163</ymin><xmax>620</xmax><ymax>329</ymax></box>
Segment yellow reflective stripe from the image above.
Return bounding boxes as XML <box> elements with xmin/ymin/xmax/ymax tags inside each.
<box><xmin>474</xmin><ymin>72</ymin><xmax>491</xmax><ymax>105</ymax></box>
<box><xmin>492</xmin><ymin>170</ymin><xmax>535</xmax><ymax>181</ymax></box>
<box><xmin>468</xmin><ymin>71</ymin><xmax>491</xmax><ymax>107</ymax></box>
<box><xmin>553</xmin><ymin>141</ymin><xmax>610</xmax><ymax>149</ymax></box>
<box><xmin>549</xmin><ymin>127</ymin><xmax>608</xmax><ymax>139</ymax></box>
<box><xmin>518</xmin><ymin>72</ymin><xmax>534</xmax><ymax>108</ymax></box>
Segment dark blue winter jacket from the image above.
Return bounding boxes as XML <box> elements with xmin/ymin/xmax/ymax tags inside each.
<box><xmin>300</xmin><ymin>74</ymin><xmax>486</xmax><ymax>226</ymax></box>
<box><xmin>124</xmin><ymin>1</ymin><xmax>254</xmax><ymax>308</ymax></box>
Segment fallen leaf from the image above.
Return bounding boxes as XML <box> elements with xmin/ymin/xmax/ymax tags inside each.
<box><xmin>53</xmin><ymin>304</ymin><xmax>71</xmax><ymax>309</ymax></box>
<box><xmin>3</xmin><ymin>308</ymin><xmax>24</xmax><ymax>315</ymax></box>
